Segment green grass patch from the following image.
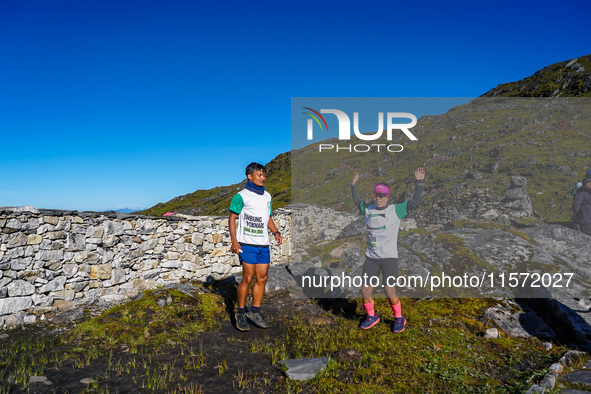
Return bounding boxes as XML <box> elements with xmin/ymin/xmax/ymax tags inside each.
<box><xmin>0</xmin><ymin>285</ymin><xmax>226</xmax><ymax>393</ymax></box>
<box><xmin>275</xmin><ymin>298</ymin><xmax>566</xmax><ymax>393</ymax></box>
<box><xmin>71</xmin><ymin>288</ymin><xmax>225</xmax><ymax>351</ymax></box>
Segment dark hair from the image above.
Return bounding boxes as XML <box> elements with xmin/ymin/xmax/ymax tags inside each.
<box><xmin>245</xmin><ymin>162</ymin><xmax>266</xmax><ymax>177</ymax></box>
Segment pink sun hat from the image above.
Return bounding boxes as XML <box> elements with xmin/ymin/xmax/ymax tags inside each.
<box><xmin>374</xmin><ymin>184</ymin><xmax>390</xmax><ymax>198</ymax></box>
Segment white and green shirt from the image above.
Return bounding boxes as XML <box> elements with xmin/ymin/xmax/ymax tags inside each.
<box><xmin>229</xmin><ymin>189</ymin><xmax>272</xmax><ymax>246</ymax></box>
<box><xmin>361</xmin><ymin>201</ymin><xmax>408</xmax><ymax>259</ymax></box>
<box><xmin>352</xmin><ymin>181</ymin><xmax>423</xmax><ymax>259</ymax></box>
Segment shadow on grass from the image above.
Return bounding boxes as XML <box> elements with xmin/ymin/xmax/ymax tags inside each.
<box><xmin>203</xmin><ymin>276</ymin><xmax>241</xmax><ymax>330</ymax></box>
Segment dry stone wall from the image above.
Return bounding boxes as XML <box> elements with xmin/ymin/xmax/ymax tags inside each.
<box><xmin>0</xmin><ymin>206</ymin><xmax>291</xmax><ymax>328</ymax></box>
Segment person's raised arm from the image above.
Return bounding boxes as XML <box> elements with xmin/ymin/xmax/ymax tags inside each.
<box><xmin>407</xmin><ymin>167</ymin><xmax>425</xmax><ymax>212</ymax></box>
<box><xmin>351</xmin><ymin>172</ymin><xmax>363</xmax><ymax>211</ymax></box>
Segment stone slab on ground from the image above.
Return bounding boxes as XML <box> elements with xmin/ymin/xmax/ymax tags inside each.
<box><xmin>51</xmin><ymin>307</ymin><xmax>85</xmax><ymax>325</ymax></box>
<box><xmin>280</xmin><ymin>357</ymin><xmax>330</xmax><ymax>381</ymax></box>
<box><xmin>28</xmin><ymin>376</ymin><xmax>52</xmax><ymax>386</ymax></box>
<box><xmin>525</xmin><ymin>384</ymin><xmax>544</xmax><ymax>393</ymax></box>
<box><xmin>562</xmin><ymin>370</ymin><xmax>591</xmax><ymax>385</ymax></box>
<box><xmin>485</xmin><ymin>300</ymin><xmax>556</xmax><ymax>339</ymax></box>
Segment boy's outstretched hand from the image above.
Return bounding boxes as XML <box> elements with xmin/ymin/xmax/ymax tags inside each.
<box><xmin>414</xmin><ymin>167</ymin><xmax>425</xmax><ymax>181</ymax></box>
<box><xmin>352</xmin><ymin>172</ymin><xmax>360</xmax><ymax>185</ymax></box>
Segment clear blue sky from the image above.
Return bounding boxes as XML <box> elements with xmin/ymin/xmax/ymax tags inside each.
<box><xmin>1</xmin><ymin>0</ymin><xmax>590</xmax><ymax>211</ymax></box>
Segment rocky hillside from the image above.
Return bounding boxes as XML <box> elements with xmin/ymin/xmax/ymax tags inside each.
<box><xmin>258</xmin><ymin>212</ymin><xmax>591</xmax><ymax>347</ymax></box>
<box><xmin>140</xmin><ymin>55</ymin><xmax>591</xmax><ymax>223</ymax></box>
<box><xmin>482</xmin><ymin>55</ymin><xmax>591</xmax><ymax>97</ymax></box>
<box><xmin>292</xmin><ymin>97</ymin><xmax>591</xmax><ymax>223</ymax></box>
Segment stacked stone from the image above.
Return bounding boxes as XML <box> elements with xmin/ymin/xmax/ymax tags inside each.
<box><xmin>287</xmin><ymin>204</ymin><xmax>359</xmax><ymax>262</ymax></box>
<box><xmin>0</xmin><ymin>206</ymin><xmax>291</xmax><ymax>328</ymax></box>
<box><xmin>289</xmin><ymin>204</ymin><xmax>358</xmax><ymax>248</ymax></box>
<box><xmin>500</xmin><ymin>176</ymin><xmax>533</xmax><ymax>217</ymax></box>
<box><xmin>417</xmin><ymin>188</ymin><xmax>504</xmax><ymax>225</ymax></box>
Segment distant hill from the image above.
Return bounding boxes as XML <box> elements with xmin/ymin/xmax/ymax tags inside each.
<box><xmin>138</xmin><ymin>55</ymin><xmax>591</xmax><ymax>222</ymax></box>
<box><xmin>136</xmin><ymin>152</ymin><xmax>290</xmax><ymax>216</ymax></box>
<box><xmin>113</xmin><ymin>208</ymin><xmax>145</xmax><ymax>214</ymax></box>
<box><xmin>482</xmin><ymin>55</ymin><xmax>591</xmax><ymax>97</ymax></box>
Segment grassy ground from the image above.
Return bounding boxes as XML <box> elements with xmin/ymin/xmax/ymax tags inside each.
<box><xmin>0</xmin><ymin>284</ymin><xmax>583</xmax><ymax>393</ymax></box>
<box><xmin>2</xmin><ymin>223</ymin><xmax>588</xmax><ymax>392</ymax></box>
<box><xmin>279</xmin><ymin>297</ymin><xmax>565</xmax><ymax>393</ymax></box>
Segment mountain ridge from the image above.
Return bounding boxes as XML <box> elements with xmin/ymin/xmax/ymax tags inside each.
<box><xmin>137</xmin><ymin>55</ymin><xmax>591</xmax><ymax>222</ymax></box>
<box><xmin>482</xmin><ymin>55</ymin><xmax>591</xmax><ymax>97</ymax></box>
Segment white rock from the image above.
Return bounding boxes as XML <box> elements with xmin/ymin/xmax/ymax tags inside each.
<box><xmin>484</xmin><ymin>328</ymin><xmax>499</xmax><ymax>339</ymax></box>
<box><xmin>481</xmin><ymin>209</ymin><xmax>499</xmax><ymax>218</ymax></box>
<box><xmin>63</xmin><ymin>263</ymin><xmax>79</xmax><ymax>277</ymax></box>
<box><xmin>32</xmin><ymin>294</ymin><xmax>54</xmax><ymax>306</ymax></box>
<box><xmin>28</xmin><ymin>376</ymin><xmax>52</xmax><ymax>386</ymax></box>
<box><xmin>37</xmin><ymin>249</ymin><xmax>64</xmax><ymax>261</ymax></box>
<box><xmin>0</xmin><ymin>297</ymin><xmax>33</xmax><ymax>314</ymax></box>
<box><xmin>100</xmin><ymin>294</ymin><xmax>128</xmax><ymax>303</ymax></box>
<box><xmin>7</xmin><ymin>280</ymin><xmax>36</xmax><ymax>297</ymax></box>
<box><xmin>111</xmin><ymin>269</ymin><xmax>126</xmax><ymax>285</ymax></box>
<box><xmin>23</xmin><ymin>315</ymin><xmax>37</xmax><ymax>324</ymax></box>
<box><xmin>4</xmin><ymin>314</ymin><xmax>24</xmax><ymax>328</ymax></box>
<box><xmin>104</xmin><ymin>221</ymin><xmax>123</xmax><ymax>235</ymax></box>
<box><xmin>39</xmin><ymin>276</ymin><xmax>67</xmax><ymax>293</ymax></box>
<box><xmin>191</xmin><ymin>233</ymin><xmax>204</xmax><ymax>245</ymax></box>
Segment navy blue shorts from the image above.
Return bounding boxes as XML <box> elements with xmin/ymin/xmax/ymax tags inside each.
<box><xmin>239</xmin><ymin>244</ymin><xmax>271</xmax><ymax>265</ymax></box>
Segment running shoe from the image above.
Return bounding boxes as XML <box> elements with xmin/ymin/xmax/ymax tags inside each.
<box><xmin>246</xmin><ymin>311</ymin><xmax>269</xmax><ymax>329</ymax></box>
<box><xmin>392</xmin><ymin>316</ymin><xmax>406</xmax><ymax>333</ymax></box>
<box><xmin>360</xmin><ymin>314</ymin><xmax>380</xmax><ymax>329</ymax></box>
<box><xmin>236</xmin><ymin>312</ymin><xmax>250</xmax><ymax>331</ymax></box>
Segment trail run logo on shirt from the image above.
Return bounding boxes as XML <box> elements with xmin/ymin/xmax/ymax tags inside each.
<box><xmin>302</xmin><ymin>107</ymin><xmax>418</xmax><ymax>153</ymax></box>
<box><xmin>243</xmin><ymin>213</ymin><xmax>265</xmax><ymax>235</ymax></box>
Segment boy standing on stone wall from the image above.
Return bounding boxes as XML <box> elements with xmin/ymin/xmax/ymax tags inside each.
<box><xmin>229</xmin><ymin>162</ymin><xmax>282</xmax><ymax>331</ymax></box>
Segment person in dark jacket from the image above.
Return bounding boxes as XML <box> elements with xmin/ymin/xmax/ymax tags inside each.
<box><xmin>572</xmin><ymin>170</ymin><xmax>591</xmax><ymax>195</ymax></box>
<box><xmin>573</xmin><ymin>177</ymin><xmax>591</xmax><ymax>236</ymax></box>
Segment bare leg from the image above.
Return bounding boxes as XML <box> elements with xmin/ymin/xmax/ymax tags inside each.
<box><xmin>362</xmin><ymin>285</ymin><xmax>374</xmax><ymax>305</ymax></box>
<box><xmin>251</xmin><ymin>263</ymin><xmax>269</xmax><ymax>306</ymax></box>
<box><xmin>384</xmin><ymin>286</ymin><xmax>400</xmax><ymax>306</ymax></box>
<box><xmin>237</xmin><ymin>262</ymin><xmax>255</xmax><ymax>308</ymax></box>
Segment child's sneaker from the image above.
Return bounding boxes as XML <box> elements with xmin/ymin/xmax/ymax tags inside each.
<box><xmin>360</xmin><ymin>314</ymin><xmax>380</xmax><ymax>329</ymax></box>
<box><xmin>392</xmin><ymin>316</ymin><xmax>406</xmax><ymax>333</ymax></box>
